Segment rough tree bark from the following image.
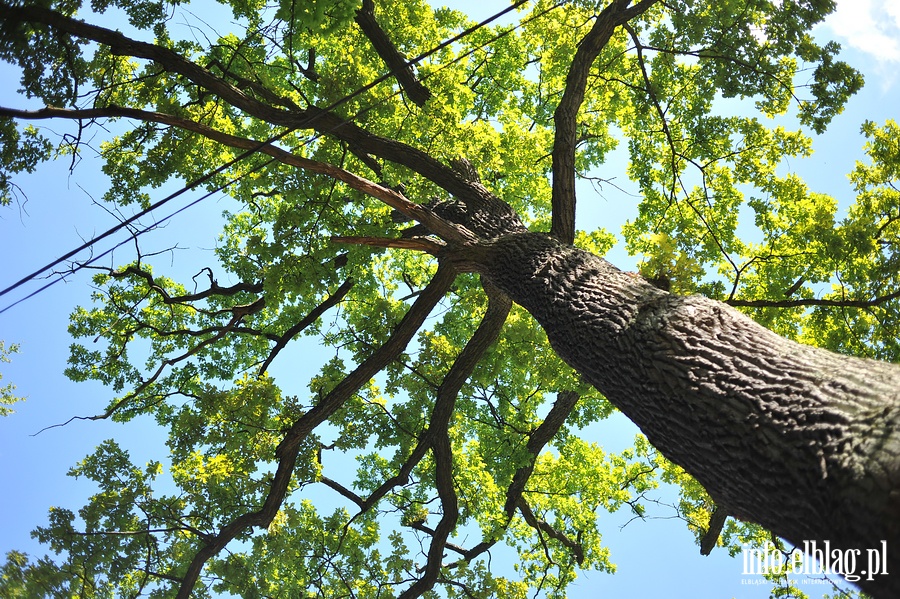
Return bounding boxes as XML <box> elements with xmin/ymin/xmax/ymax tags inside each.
<box><xmin>449</xmin><ymin>231</ymin><xmax>900</xmax><ymax>599</ymax></box>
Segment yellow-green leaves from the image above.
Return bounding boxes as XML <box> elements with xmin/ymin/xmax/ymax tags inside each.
<box><xmin>797</xmin><ymin>120</ymin><xmax>900</xmax><ymax>359</ymax></box>
<box><xmin>26</xmin><ymin>440</ymin><xmax>178</xmax><ymax>597</ymax></box>
<box><xmin>275</xmin><ymin>0</ymin><xmax>358</xmax><ymax>35</ymax></box>
<box><xmin>0</xmin><ymin>341</ymin><xmax>23</xmax><ymax>416</ymax></box>
<box><xmin>0</xmin><ymin>121</ymin><xmax>53</xmax><ymax>206</ymax></box>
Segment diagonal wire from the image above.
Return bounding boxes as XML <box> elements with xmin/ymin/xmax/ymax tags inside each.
<box><xmin>0</xmin><ymin>158</ymin><xmax>278</xmax><ymax>315</ymax></box>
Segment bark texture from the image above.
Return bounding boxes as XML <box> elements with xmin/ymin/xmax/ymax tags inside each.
<box><xmin>460</xmin><ymin>232</ymin><xmax>900</xmax><ymax>598</ymax></box>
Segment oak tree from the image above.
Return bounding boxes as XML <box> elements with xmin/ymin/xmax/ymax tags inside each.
<box><xmin>1</xmin><ymin>0</ymin><xmax>898</xmax><ymax>597</ymax></box>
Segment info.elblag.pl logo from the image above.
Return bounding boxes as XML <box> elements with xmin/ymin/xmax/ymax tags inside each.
<box><xmin>742</xmin><ymin>540</ymin><xmax>889</xmax><ymax>583</ymax></box>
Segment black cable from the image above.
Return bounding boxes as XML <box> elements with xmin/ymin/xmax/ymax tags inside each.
<box><xmin>0</xmin><ymin>158</ymin><xmax>279</xmax><ymax>315</ymax></box>
<box><xmin>0</xmin><ymin>133</ymin><xmax>291</xmax><ymax>301</ymax></box>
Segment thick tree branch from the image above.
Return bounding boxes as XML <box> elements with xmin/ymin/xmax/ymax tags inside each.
<box><xmin>445</xmin><ymin>390</ymin><xmax>582</xmax><ymax>570</ymax></box>
<box><xmin>273</xmin><ymin>263</ymin><xmax>455</xmax><ymax>462</ymax></box>
<box><xmin>550</xmin><ymin>0</ymin><xmax>659</xmax><ymax>244</ymax></box>
<box><xmin>700</xmin><ymin>505</ymin><xmax>729</xmax><ymax>555</ymax></box>
<box><xmin>0</xmin><ymin>32</ymin><xmax>525</xmax><ymax>241</ymax></box>
<box><xmin>302</xmin><ymin>107</ymin><xmax>528</xmax><ymax>239</ymax></box>
<box><xmin>107</xmin><ymin>264</ymin><xmax>264</xmax><ymax>305</ymax></box>
<box><xmin>398</xmin><ymin>430</ymin><xmax>457</xmax><ymax>599</ymax></box>
<box><xmin>504</xmin><ymin>390</ymin><xmax>580</xmax><ymax>515</ymax></box>
<box><xmin>427</xmin><ymin>280</ymin><xmax>511</xmax><ymax>428</ymax></box>
<box><xmin>393</xmin><ymin>282</ymin><xmax>511</xmax><ymax>599</ymax></box>
<box><xmin>1</xmin><ymin>5</ymin><xmax>523</xmax><ymax>233</ymax></box>
<box><xmin>0</xmin><ymin>104</ymin><xmax>480</xmax><ymax>244</ymax></box>
<box><xmin>331</xmin><ymin>236</ymin><xmax>447</xmax><ymax>254</ymax></box>
<box><xmin>517</xmin><ymin>498</ymin><xmax>584</xmax><ymax>565</ymax></box>
<box><xmin>323</xmin><ymin>280</ymin><xmax>510</xmax><ymax>597</ymax></box>
<box><xmin>466</xmin><ymin>231</ymin><xmax>900</xmax><ymax>599</ymax></box>
<box><xmin>355</xmin><ymin>0</ymin><xmax>431</xmax><ymax>107</ymax></box>
<box><xmin>205</xmin><ymin>58</ymin><xmax>302</xmax><ymax>111</ymax></box>
<box><xmin>320</xmin><ymin>475</ymin><xmax>365</xmax><ymax>508</ymax></box>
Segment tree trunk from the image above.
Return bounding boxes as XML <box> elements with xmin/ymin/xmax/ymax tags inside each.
<box><xmin>459</xmin><ymin>231</ymin><xmax>900</xmax><ymax>598</ymax></box>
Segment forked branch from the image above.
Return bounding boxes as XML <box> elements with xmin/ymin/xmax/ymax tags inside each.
<box><xmin>0</xmin><ymin>3</ymin><xmax>518</xmax><ymax>222</ymax></box>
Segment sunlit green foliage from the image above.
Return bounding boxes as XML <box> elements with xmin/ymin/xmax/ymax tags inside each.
<box><xmin>0</xmin><ymin>340</ymin><xmax>24</xmax><ymax>416</ymax></box>
<box><xmin>0</xmin><ymin>0</ymin><xmax>885</xmax><ymax>596</ymax></box>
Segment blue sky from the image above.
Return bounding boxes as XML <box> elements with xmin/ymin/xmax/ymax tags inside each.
<box><xmin>1</xmin><ymin>1</ymin><xmax>899</xmax><ymax>597</ymax></box>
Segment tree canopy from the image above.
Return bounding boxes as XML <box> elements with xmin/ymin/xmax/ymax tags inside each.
<box><xmin>1</xmin><ymin>0</ymin><xmax>898</xmax><ymax>597</ymax></box>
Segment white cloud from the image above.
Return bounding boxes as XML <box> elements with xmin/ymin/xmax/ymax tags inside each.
<box><xmin>824</xmin><ymin>0</ymin><xmax>900</xmax><ymax>63</ymax></box>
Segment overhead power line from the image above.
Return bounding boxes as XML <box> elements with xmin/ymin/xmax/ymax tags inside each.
<box><xmin>0</xmin><ymin>161</ymin><xmax>276</xmax><ymax>315</ymax></box>
<box><xmin>0</xmin><ymin>0</ymin><xmax>555</xmax><ymax>313</ymax></box>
